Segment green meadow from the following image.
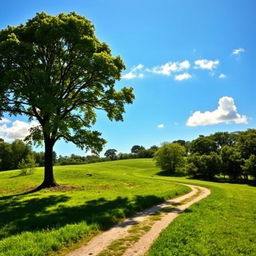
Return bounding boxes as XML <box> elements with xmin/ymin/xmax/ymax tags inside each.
<box><xmin>145</xmin><ymin>178</ymin><xmax>256</xmax><ymax>256</ymax></box>
<box><xmin>0</xmin><ymin>159</ymin><xmax>188</xmax><ymax>256</ymax></box>
<box><xmin>0</xmin><ymin>159</ymin><xmax>255</xmax><ymax>256</ymax></box>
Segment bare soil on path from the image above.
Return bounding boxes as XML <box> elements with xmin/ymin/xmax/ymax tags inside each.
<box><xmin>67</xmin><ymin>184</ymin><xmax>211</xmax><ymax>256</ymax></box>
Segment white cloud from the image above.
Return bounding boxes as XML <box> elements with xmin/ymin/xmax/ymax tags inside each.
<box><xmin>232</xmin><ymin>48</ymin><xmax>245</xmax><ymax>55</ymax></box>
<box><xmin>186</xmin><ymin>96</ymin><xmax>248</xmax><ymax>126</ymax></box>
<box><xmin>175</xmin><ymin>72</ymin><xmax>192</xmax><ymax>81</ymax></box>
<box><xmin>157</xmin><ymin>124</ymin><xmax>164</xmax><ymax>128</ymax></box>
<box><xmin>147</xmin><ymin>60</ymin><xmax>190</xmax><ymax>76</ymax></box>
<box><xmin>194</xmin><ymin>59</ymin><xmax>219</xmax><ymax>70</ymax></box>
<box><xmin>122</xmin><ymin>64</ymin><xmax>144</xmax><ymax>80</ymax></box>
<box><xmin>219</xmin><ymin>73</ymin><xmax>227</xmax><ymax>79</ymax></box>
<box><xmin>0</xmin><ymin>119</ymin><xmax>39</xmax><ymax>141</ymax></box>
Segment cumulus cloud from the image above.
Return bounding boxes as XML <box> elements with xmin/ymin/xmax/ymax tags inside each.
<box><xmin>157</xmin><ymin>124</ymin><xmax>164</xmax><ymax>128</ymax></box>
<box><xmin>122</xmin><ymin>64</ymin><xmax>144</xmax><ymax>80</ymax></box>
<box><xmin>175</xmin><ymin>72</ymin><xmax>192</xmax><ymax>81</ymax></box>
<box><xmin>147</xmin><ymin>60</ymin><xmax>190</xmax><ymax>76</ymax></box>
<box><xmin>232</xmin><ymin>48</ymin><xmax>245</xmax><ymax>55</ymax></box>
<box><xmin>186</xmin><ymin>96</ymin><xmax>248</xmax><ymax>126</ymax></box>
<box><xmin>194</xmin><ymin>59</ymin><xmax>219</xmax><ymax>70</ymax></box>
<box><xmin>0</xmin><ymin>119</ymin><xmax>39</xmax><ymax>141</ymax></box>
<box><xmin>219</xmin><ymin>73</ymin><xmax>227</xmax><ymax>79</ymax></box>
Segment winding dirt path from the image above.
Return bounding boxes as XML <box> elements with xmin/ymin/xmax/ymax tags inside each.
<box><xmin>68</xmin><ymin>184</ymin><xmax>210</xmax><ymax>256</ymax></box>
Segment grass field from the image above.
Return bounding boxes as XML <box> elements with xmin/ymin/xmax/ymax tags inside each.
<box><xmin>0</xmin><ymin>159</ymin><xmax>256</xmax><ymax>256</ymax></box>
<box><xmin>145</xmin><ymin>178</ymin><xmax>256</xmax><ymax>256</ymax></box>
<box><xmin>0</xmin><ymin>159</ymin><xmax>189</xmax><ymax>256</ymax></box>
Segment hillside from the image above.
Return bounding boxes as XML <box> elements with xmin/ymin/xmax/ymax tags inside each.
<box><xmin>0</xmin><ymin>159</ymin><xmax>188</xmax><ymax>256</ymax></box>
<box><xmin>0</xmin><ymin>159</ymin><xmax>255</xmax><ymax>256</ymax></box>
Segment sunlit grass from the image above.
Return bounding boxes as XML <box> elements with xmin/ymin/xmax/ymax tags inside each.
<box><xmin>0</xmin><ymin>159</ymin><xmax>188</xmax><ymax>256</ymax></box>
<box><xmin>146</xmin><ymin>177</ymin><xmax>256</xmax><ymax>256</ymax></box>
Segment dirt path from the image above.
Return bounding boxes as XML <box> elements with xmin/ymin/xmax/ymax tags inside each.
<box><xmin>68</xmin><ymin>184</ymin><xmax>210</xmax><ymax>256</ymax></box>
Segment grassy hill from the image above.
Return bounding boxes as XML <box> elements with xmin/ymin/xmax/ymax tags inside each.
<box><xmin>0</xmin><ymin>159</ymin><xmax>189</xmax><ymax>256</ymax></box>
<box><xmin>0</xmin><ymin>159</ymin><xmax>255</xmax><ymax>256</ymax></box>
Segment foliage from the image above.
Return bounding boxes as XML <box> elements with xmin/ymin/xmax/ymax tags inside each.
<box><xmin>220</xmin><ymin>145</ymin><xmax>244</xmax><ymax>180</ymax></box>
<box><xmin>0</xmin><ymin>139</ymin><xmax>32</xmax><ymax>171</ymax></box>
<box><xmin>189</xmin><ymin>136</ymin><xmax>217</xmax><ymax>155</ymax></box>
<box><xmin>131</xmin><ymin>145</ymin><xmax>145</xmax><ymax>154</ymax></box>
<box><xmin>185</xmin><ymin>153</ymin><xmax>221</xmax><ymax>180</ymax></box>
<box><xmin>237</xmin><ymin>129</ymin><xmax>256</xmax><ymax>158</ymax></box>
<box><xmin>104</xmin><ymin>149</ymin><xmax>117</xmax><ymax>160</ymax></box>
<box><xmin>242</xmin><ymin>154</ymin><xmax>256</xmax><ymax>180</ymax></box>
<box><xmin>184</xmin><ymin>129</ymin><xmax>256</xmax><ymax>181</ymax></box>
<box><xmin>154</xmin><ymin>143</ymin><xmax>186</xmax><ymax>174</ymax></box>
<box><xmin>57</xmin><ymin>154</ymin><xmax>104</xmax><ymax>165</ymax></box>
<box><xmin>18</xmin><ymin>154</ymin><xmax>37</xmax><ymax>175</ymax></box>
<box><xmin>0</xmin><ymin>12</ymin><xmax>134</xmax><ymax>187</ymax></box>
<box><xmin>210</xmin><ymin>131</ymin><xmax>237</xmax><ymax>149</ymax></box>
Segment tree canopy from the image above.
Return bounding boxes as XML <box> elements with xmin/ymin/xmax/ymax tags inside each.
<box><xmin>131</xmin><ymin>145</ymin><xmax>145</xmax><ymax>154</ymax></box>
<box><xmin>154</xmin><ymin>143</ymin><xmax>186</xmax><ymax>174</ymax></box>
<box><xmin>104</xmin><ymin>149</ymin><xmax>117</xmax><ymax>160</ymax></box>
<box><xmin>0</xmin><ymin>12</ymin><xmax>134</xmax><ymax>188</ymax></box>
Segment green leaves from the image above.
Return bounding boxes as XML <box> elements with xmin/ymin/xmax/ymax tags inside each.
<box><xmin>0</xmin><ymin>12</ymin><xmax>134</xmax><ymax>154</ymax></box>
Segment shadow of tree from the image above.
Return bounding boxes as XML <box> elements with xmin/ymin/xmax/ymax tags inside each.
<box><xmin>0</xmin><ymin>193</ymin><xmax>163</xmax><ymax>240</ymax></box>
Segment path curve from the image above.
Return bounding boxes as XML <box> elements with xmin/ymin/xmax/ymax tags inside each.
<box><xmin>68</xmin><ymin>184</ymin><xmax>210</xmax><ymax>256</ymax></box>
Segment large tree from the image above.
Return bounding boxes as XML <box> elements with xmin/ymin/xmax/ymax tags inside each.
<box><xmin>0</xmin><ymin>12</ymin><xmax>134</xmax><ymax>188</ymax></box>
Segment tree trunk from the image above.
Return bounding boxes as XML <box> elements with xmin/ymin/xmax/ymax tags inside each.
<box><xmin>38</xmin><ymin>139</ymin><xmax>58</xmax><ymax>189</ymax></box>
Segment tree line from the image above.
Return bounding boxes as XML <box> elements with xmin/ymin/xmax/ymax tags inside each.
<box><xmin>0</xmin><ymin>138</ymin><xmax>57</xmax><ymax>171</ymax></box>
<box><xmin>0</xmin><ymin>139</ymin><xmax>157</xmax><ymax>171</ymax></box>
<box><xmin>1</xmin><ymin>129</ymin><xmax>255</xmax><ymax>183</ymax></box>
<box><xmin>154</xmin><ymin>129</ymin><xmax>256</xmax><ymax>182</ymax></box>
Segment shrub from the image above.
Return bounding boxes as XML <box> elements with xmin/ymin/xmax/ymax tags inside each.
<box><xmin>18</xmin><ymin>154</ymin><xmax>37</xmax><ymax>175</ymax></box>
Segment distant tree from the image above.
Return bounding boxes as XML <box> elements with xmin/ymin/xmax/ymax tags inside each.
<box><xmin>104</xmin><ymin>149</ymin><xmax>117</xmax><ymax>160</ymax></box>
<box><xmin>117</xmin><ymin>153</ymin><xmax>134</xmax><ymax>160</ymax></box>
<box><xmin>146</xmin><ymin>145</ymin><xmax>159</xmax><ymax>158</ymax></box>
<box><xmin>237</xmin><ymin>129</ymin><xmax>256</xmax><ymax>159</ymax></box>
<box><xmin>0</xmin><ymin>12</ymin><xmax>134</xmax><ymax>188</ymax></box>
<box><xmin>242</xmin><ymin>154</ymin><xmax>256</xmax><ymax>180</ymax></box>
<box><xmin>11</xmin><ymin>140</ymin><xmax>31</xmax><ymax>169</ymax></box>
<box><xmin>210</xmin><ymin>132</ymin><xmax>237</xmax><ymax>149</ymax></box>
<box><xmin>172</xmin><ymin>140</ymin><xmax>186</xmax><ymax>146</ymax></box>
<box><xmin>0</xmin><ymin>141</ymin><xmax>12</xmax><ymax>171</ymax></box>
<box><xmin>186</xmin><ymin>153</ymin><xmax>221</xmax><ymax>180</ymax></box>
<box><xmin>220</xmin><ymin>145</ymin><xmax>243</xmax><ymax>180</ymax></box>
<box><xmin>131</xmin><ymin>145</ymin><xmax>145</xmax><ymax>154</ymax></box>
<box><xmin>173</xmin><ymin>140</ymin><xmax>190</xmax><ymax>154</ymax></box>
<box><xmin>190</xmin><ymin>136</ymin><xmax>217</xmax><ymax>155</ymax></box>
<box><xmin>154</xmin><ymin>143</ymin><xmax>186</xmax><ymax>174</ymax></box>
<box><xmin>33</xmin><ymin>151</ymin><xmax>45</xmax><ymax>166</ymax></box>
<box><xmin>0</xmin><ymin>139</ymin><xmax>32</xmax><ymax>171</ymax></box>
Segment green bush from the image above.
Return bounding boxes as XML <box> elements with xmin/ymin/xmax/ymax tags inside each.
<box><xmin>18</xmin><ymin>155</ymin><xmax>37</xmax><ymax>176</ymax></box>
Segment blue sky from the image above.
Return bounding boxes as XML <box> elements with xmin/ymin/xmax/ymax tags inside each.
<box><xmin>0</xmin><ymin>0</ymin><xmax>255</xmax><ymax>156</ymax></box>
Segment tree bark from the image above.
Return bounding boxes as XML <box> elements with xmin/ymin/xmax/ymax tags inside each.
<box><xmin>38</xmin><ymin>138</ymin><xmax>58</xmax><ymax>189</ymax></box>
